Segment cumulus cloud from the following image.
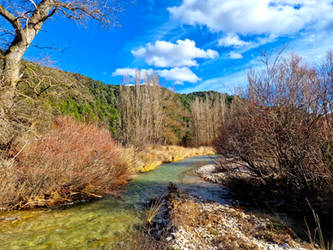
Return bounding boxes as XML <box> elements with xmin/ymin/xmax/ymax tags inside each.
<box><xmin>157</xmin><ymin>67</ymin><xmax>201</xmax><ymax>84</ymax></box>
<box><xmin>229</xmin><ymin>52</ymin><xmax>243</xmax><ymax>59</ymax></box>
<box><xmin>112</xmin><ymin>68</ymin><xmax>154</xmax><ymax>78</ymax></box>
<box><xmin>218</xmin><ymin>34</ymin><xmax>250</xmax><ymax>47</ymax></box>
<box><xmin>168</xmin><ymin>0</ymin><xmax>333</xmax><ymax>35</ymax></box>
<box><xmin>132</xmin><ymin>39</ymin><xmax>218</xmax><ymax>67</ymax></box>
<box><xmin>113</xmin><ymin>67</ymin><xmax>200</xmax><ymax>84</ymax></box>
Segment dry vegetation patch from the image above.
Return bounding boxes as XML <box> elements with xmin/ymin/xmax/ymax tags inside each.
<box><xmin>152</xmin><ymin>184</ymin><xmax>314</xmax><ymax>250</ymax></box>
<box><xmin>0</xmin><ymin>115</ymin><xmax>214</xmax><ymax>211</ymax></box>
<box><xmin>213</xmin><ymin>52</ymin><xmax>333</xmax><ymax>233</ymax></box>
<box><xmin>0</xmin><ymin>117</ymin><xmax>129</xmax><ymax>211</ymax></box>
<box><xmin>130</xmin><ymin>145</ymin><xmax>215</xmax><ymax>173</ymax></box>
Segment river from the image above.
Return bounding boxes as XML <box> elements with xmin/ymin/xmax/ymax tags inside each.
<box><xmin>0</xmin><ymin>155</ymin><xmax>227</xmax><ymax>249</ymax></box>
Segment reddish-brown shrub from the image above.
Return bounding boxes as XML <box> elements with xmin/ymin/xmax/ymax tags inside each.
<box><xmin>0</xmin><ymin>117</ymin><xmax>129</xmax><ymax>210</ymax></box>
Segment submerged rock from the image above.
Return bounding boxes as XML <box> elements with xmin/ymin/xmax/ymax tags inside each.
<box><xmin>1</xmin><ymin>216</ymin><xmax>19</xmax><ymax>222</ymax></box>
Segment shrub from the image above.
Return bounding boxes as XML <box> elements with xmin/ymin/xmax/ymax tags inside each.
<box><xmin>0</xmin><ymin>117</ymin><xmax>129</xmax><ymax>210</ymax></box>
<box><xmin>215</xmin><ymin>103</ymin><xmax>333</xmax><ymax>197</ymax></box>
<box><xmin>214</xmin><ymin>52</ymin><xmax>333</xmax><ymax>208</ymax></box>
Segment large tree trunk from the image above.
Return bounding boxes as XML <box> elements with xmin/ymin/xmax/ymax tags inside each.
<box><xmin>3</xmin><ymin>49</ymin><xmax>24</xmax><ymax>85</ymax></box>
<box><xmin>0</xmin><ymin>0</ymin><xmax>53</xmax><ymax>105</ymax></box>
<box><xmin>0</xmin><ymin>1</ymin><xmax>54</xmax><ymax>148</ymax></box>
<box><xmin>0</xmin><ymin>43</ymin><xmax>27</xmax><ymax>146</ymax></box>
<box><xmin>1</xmin><ymin>40</ymin><xmax>27</xmax><ymax>109</ymax></box>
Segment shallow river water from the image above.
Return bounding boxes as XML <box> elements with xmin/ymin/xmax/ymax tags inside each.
<box><xmin>0</xmin><ymin>155</ymin><xmax>228</xmax><ymax>249</ymax></box>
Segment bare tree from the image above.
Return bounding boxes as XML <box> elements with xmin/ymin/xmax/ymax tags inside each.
<box><xmin>190</xmin><ymin>93</ymin><xmax>226</xmax><ymax>146</ymax></box>
<box><xmin>118</xmin><ymin>71</ymin><xmax>166</xmax><ymax>146</ymax></box>
<box><xmin>0</xmin><ymin>0</ymin><xmax>124</xmax><ymax>148</ymax></box>
<box><xmin>0</xmin><ymin>0</ymin><xmax>123</xmax><ymax>110</ymax></box>
<box><xmin>318</xmin><ymin>51</ymin><xmax>333</xmax><ymax>116</ymax></box>
<box><xmin>190</xmin><ymin>97</ymin><xmax>201</xmax><ymax>145</ymax></box>
<box><xmin>215</xmin><ymin>52</ymin><xmax>333</xmax><ymax>206</ymax></box>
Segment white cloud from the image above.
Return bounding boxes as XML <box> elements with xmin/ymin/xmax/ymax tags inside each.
<box><xmin>180</xmin><ymin>30</ymin><xmax>333</xmax><ymax>94</ymax></box>
<box><xmin>112</xmin><ymin>68</ymin><xmax>154</xmax><ymax>78</ymax></box>
<box><xmin>287</xmin><ymin>30</ymin><xmax>333</xmax><ymax>63</ymax></box>
<box><xmin>229</xmin><ymin>52</ymin><xmax>243</xmax><ymax>59</ymax></box>
<box><xmin>218</xmin><ymin>34</ymin><xmax>250</xmax><ymax>47</ymax></box>
<box><xmin>169</xmin><ymin>0</ymin><xmax>333</xmax><ymax>35</ymax></box>
<box><xmin>113</xmin><ymin>67</ymin><xmax>200</xmax><ymax>84</ymax></box>
<box><xmin>132</xmin><ymin>39</ymin><xmax>218</xmax><ymax>67</ymax></box>
<box><xmin>157</xmin><ymin>67</ymin><xmax>201</xmax><ymax>84</ymax></box>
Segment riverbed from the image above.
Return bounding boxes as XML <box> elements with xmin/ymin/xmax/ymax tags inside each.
<box><xmin>0</xmin><ymin>155</ymin><xmax>224</xmax><ymax>249</ymax></box>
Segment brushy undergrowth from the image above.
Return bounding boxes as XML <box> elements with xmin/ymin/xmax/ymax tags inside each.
<box><xmin>214</xmin><ymin>53</ymin><xmax>333</xmax><ymax>208</ymax></box>
<box><xmin>213</xmin><ymin>52</ymin><xmax>333</xmax><ymax>247</ymax></box>
<box><xmin>0</xmin><ymin>117</ymin><xmax>129</xmax><ymax>210</ymax></box>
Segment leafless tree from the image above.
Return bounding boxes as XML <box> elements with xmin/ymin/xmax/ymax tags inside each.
<box><xmin>0</xmin><ymin>0</ymin><xmax>124</xmax><ymax>147</ymax></box>
<box><xmin>318</xmin><ymin>51</ymin><xmax>333</xmax><ymax>116</ymax></box>
<box><xmin>215</xmin><ymin>52</ymin><xmax>333</xmax><ymax>205</ymax></box>
<box><xmin>118</xmin><ymin>71</ymin><xmax>165</xmax><ymax>146</ymax></box>
<box><xmin>0</xmin><ymin>0</ymin><xmax>123</xmax><ymax>111</ymax></box>
<box><xmin>190</xmin><ymin>93</ymin><xmax>226</xmax><ymax>146</ymax></box>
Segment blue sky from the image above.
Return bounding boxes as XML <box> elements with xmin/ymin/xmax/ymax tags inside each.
<box><xmin>24</xmin><ymin>0</ymin><xmax>333</xmax><ymax>94</ymax></box>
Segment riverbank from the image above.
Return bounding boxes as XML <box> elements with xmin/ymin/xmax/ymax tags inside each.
<box><xmin>0</xmin><ymin>156</ymin><xmax>218</xmax><ymax>249</ymax></box>
<box><xmin>0</xmin><ymin>140</ymin><xmax>215</xmax><ymax>211</ymax></box>
<box><xmin>148</xmin><ymin>183</ymin><xmax>314</xmax><ymax>250</ymax></box>
<box><xmin>197</xmin><ymin>158</ymin><xmax>333</xmax><ymax>245</ymax></box>
<box><xmin>128</xmin><ymin>145</ymin><xmax>215</xmax><ymax>173</ymax></box>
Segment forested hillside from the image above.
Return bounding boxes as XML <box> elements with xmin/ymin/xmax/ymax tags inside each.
<box><xmin>16</xmin><ymin>61</ymin><xmax>232</xmax><ymax>147</ymax></box>
<box><xmin>0</xmin><ymin>60</ymin><xmax>220</xmax><ymax>211</ymax></box>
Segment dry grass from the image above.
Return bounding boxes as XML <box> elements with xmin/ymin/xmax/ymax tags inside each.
<box><xmin>0</xmin><ymin>117</ymin><xmax>129</xmax><ymax>210</ymax></box>
<box><xmin>115</xmin><ymin>231</ymin><xmax>165</xmax><ymax>250</ymax></box>
<box><xmin>172</xmin><ymin>199</ymin><xmax>202</xmax><ymax>228</ymax></box>
<box><xmin>125</xmin><ymin>145</ymin><xmax>215</xmax><ymax>173</ymax></box>
<box><xmin>145</xmin><ymin>196</ymin><xmax>165</xmax><ymax>225</ymax></box>
<box><xmin>305</xmin><ymin>200</ymin><xmax>333</xmax><ymax>250</ymax></box>
<box><xmin>0</xmin><ymin>116</ymin><xmax>214</xmax><ymax>211</ymax></box>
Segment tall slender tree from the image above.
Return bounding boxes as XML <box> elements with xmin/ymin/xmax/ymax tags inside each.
<box><xmin>118</xmin><ymin>71</ymin><xmax>165</xmax><ymax>146</ymax></box>
<box><xmin>190</xmin><ymin>93</ymin><xmax>226</xmax><ymax>145</ymax></box>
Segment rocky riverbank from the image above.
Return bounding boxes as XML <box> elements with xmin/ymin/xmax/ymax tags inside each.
<box><xmin>147</xmin><ymin>183</ymin><xmax>315</xmax><ymax>250</ymax></box>
<box><xmin>195</xmin><ymin>164</ymin><xmax>227</xmax><ymax>184</ymax></box>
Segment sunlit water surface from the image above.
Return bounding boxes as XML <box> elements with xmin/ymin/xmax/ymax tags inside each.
<box><xmin>0</xmin><ymin>155</ymin><xmax>227</xmax><ymax>249</ymax></box>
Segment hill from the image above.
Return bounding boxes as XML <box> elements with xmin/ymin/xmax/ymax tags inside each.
<box><xmin>15</xmin><ymin>61</ymin><xmax>233</xmax><ymax>146</ymax></box>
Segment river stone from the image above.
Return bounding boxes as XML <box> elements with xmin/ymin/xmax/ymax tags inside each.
<box><xmin>1</xmin><ymin>216</ymin><xmax>19</xmax><ymax>221</ymax></box>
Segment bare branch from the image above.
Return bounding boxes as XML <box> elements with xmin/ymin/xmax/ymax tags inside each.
<box><xmin>0</xmin><ymin>0</ymin><xmax>125</xmax><ymax>88</ymax></box>
<box><xmin>27</xmin><ymin>0</ymin><xmax>38</xmax><ymax>10</ymax></box>
<box><xmin>27</xmin><ymin>0</ymin><xmax>56</xmax><ymax>29</ymax></box>
<box><xmin>0</xmin><ymin>4</ymin><xmax>25</xmax><ymax>40</ymax></box>
<box><xmin>30</xmin><ymin>43</ymin><xmax>70</xmax><ymax>53</ymax></box>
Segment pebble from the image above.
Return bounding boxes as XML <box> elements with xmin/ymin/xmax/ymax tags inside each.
<box><xmin>148</xmin><ymin>168</ymin><xmax>314</xmax><ymax>250</ymax></box>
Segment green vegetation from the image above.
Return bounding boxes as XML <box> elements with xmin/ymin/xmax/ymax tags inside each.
<box><xmin>50</xmin><ymin>78</ymin><xmax>121</xmax><ymax>136</ymax></box>
<box><xmin>0</xmin><ymin>60</ymin><xmax>219</xmax><ymax>211</ymax></box>
<box><xmin>14</xmin><ymin>61</ymin><xmax>230</xmax><ymax>146</ymax></box>
<box><xmin>177</xmin><ymin>91</ymin><xmax>233</xmax><ymax>111</ymax></box>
